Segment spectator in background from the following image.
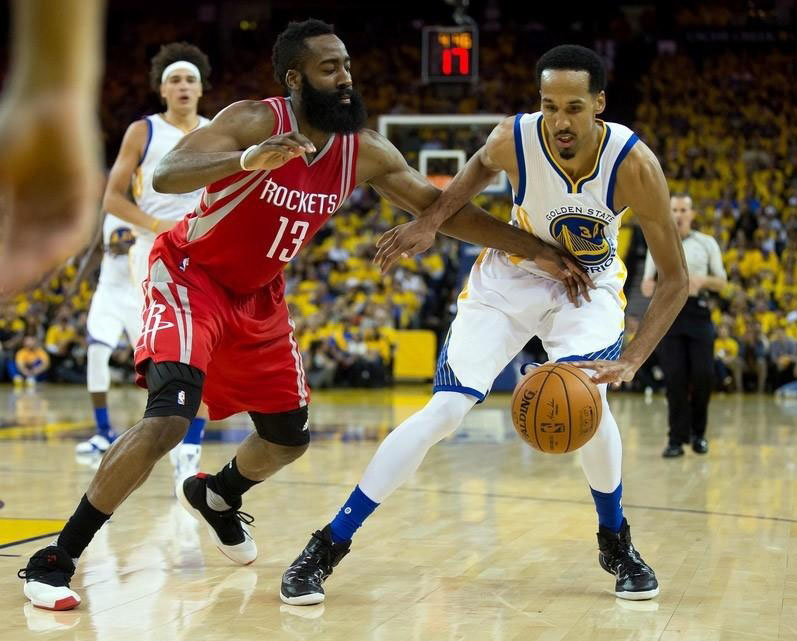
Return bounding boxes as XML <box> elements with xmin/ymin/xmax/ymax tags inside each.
<box><xmin>1</xmin><ymin>305</ymin><xmax>27</xmax><ymax>382</ymax></box>
<box><xmin>14</xmin><ymin>336</ymin><xmax>51</xmax><ymax>386</ymax></box>
<box><xmin>740</xmin><ymin>326</ymin><xmax>769</xmax><ymax>392</ymax></box>
<box><xmin>45</xmin><ymin>310</ymin><xmax>78</xmax><ymax>381</ymax></box>
<box><xmin>714</xmin><ymin>324</ymin><xmax>742</xmax><ymax>391</ymax></box>
<box><xmin>769</xmin><ymin>326</ymin><xmax>797</xmax><ymax>390</ymax></box>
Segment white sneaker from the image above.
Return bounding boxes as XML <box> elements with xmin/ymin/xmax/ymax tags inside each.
<box><xmin>170</xmin><ymin>443</ymin><xmax>202</xmax><ymax>486</ymax></box>
<box><xmin>19</xmin><ymin>546</ymin><xmax>81</xmax><ymax>611</ymax></box>
<box><xmin>75</xmin><ymin>433</ymin><xmax>115</xmax><ymax>455</ymax></box>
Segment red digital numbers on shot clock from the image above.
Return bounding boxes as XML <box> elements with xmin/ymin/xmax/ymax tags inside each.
<box><xmin>422</xmin><ymin>26</ymin><xmax>479</xmax><ymax>83</ymax></box>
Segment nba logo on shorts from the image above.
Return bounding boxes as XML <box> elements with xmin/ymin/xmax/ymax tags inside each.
<box><xmin>179</xmin><ymin>257</ymin><xmax>189</xmax><ymax>272</ymax></box>
<box><xmin>178</xmin><ymin>390</ymin><xmax>186</xmax><ymax>406</ymax></box>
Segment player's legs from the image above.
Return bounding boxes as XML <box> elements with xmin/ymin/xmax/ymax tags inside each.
<box><xmin>543</xmin><ymin>285</ymin><xmax>658</xmax><ymax>600</ymax></box>
<box><xmin>20</xmin><ymin>246</ymin><xmax>225</xmax><ymax>610</ymax></box>
<box><xmin>19</xmin><ymin>360</ymin><xmax>202</xmax><ymax>611</ymax></box>
<box><xmin>281</xmin><ymin>251</ymin><xmax>541</xmax><ymax>605</ymax></box>
<box><xmin>176</xmin><ymin>286</ymin><xmax>311</xmax><ymax>565</ymax></box>
<box><xmin>78</xmin><ymin>286</ymin><xmax>126</xmax><ymax>454</ymax></box>
<box><xmin>656</xmin><ymin>333</ymin><xmax>691</xmax><ymax>455</ymax></box>
<box><xmin>685</xmin><ymin>332</ymin><xmax>714</xmax><ymax>452</ymax></box>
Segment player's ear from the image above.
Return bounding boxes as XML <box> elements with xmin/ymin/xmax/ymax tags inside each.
<box><xmin>160</xmin><ymin>83</ymin><xmax>167</xmax><ymax>103</ymax></box>
<box><xmin>594</xmin><ymin>91</ymin><xmax>606</xmax><ymax>115</ymax></box>
<box><xmin>285</xmin><ymin>69</ymin><xmax>301</xmax><ymax>92</ymax></box>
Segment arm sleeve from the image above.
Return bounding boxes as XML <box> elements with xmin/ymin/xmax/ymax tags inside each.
<box><xmin>642</xmin><ymin>249</ymin><xmax>657</xmax><ymax>280</ymax></box>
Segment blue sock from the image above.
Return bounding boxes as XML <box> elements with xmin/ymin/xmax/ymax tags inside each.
<box><xmin>182</xmin><ymin>417</ymin><xmax>206</xmax><ymax>445</ymax></box>
<box><xmin>93</xmin><ymin>407</ymin><xmax>111</xmax><ymax>436</ymax></box>
<box><xmin>591</xmin><ymin>483</ymin><xmax>624</xmax><ymax>532</ymax></box>
<box><xmin>329</xmin><ymin>485</ymin><xmax>379</xmax><ymax>543</ymax></box>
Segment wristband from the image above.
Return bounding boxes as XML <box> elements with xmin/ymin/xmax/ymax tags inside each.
<box><xmin>149</xmin><ymin>219</ymin><xmax>159</xmax><ymax>232</ymax></box>
<box><xmin>240</xmin><ymin>145</ymin><xmax>258</xmax><ymax>171</ymax></box>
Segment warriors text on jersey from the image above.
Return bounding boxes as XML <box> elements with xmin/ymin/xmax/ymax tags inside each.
<box><xmin>510</xmin><ymin>112</ymin><xmax>639</xmax><ymax>283</ymax></box>
<box><xmin>165</xmin><ymin>96</ymin><xmax>359</xmax><ymax>294</ymax></box>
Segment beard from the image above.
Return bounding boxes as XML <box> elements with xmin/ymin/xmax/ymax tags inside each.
<box><xmin>300</xmin><ymin>75</ymin><xmax>367</xmax><ymax>134</ymax></box>
<box><xmin>558</xmin><ymin>148</ymin><xmax>576</xmax><ymax>160</ymax></box>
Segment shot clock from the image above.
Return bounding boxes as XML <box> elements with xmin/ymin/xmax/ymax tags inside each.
<box><xmin>421</xmin><ymin>25</ymin><xmax>478</xmax><ymax>84</ymax></box>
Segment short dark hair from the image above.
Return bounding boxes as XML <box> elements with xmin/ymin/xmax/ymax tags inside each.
<box><xmin>272</xmin><ymin>19</ymin><xmax>336</xmax><ymax>89</ymax></box>
<box><xmin>149</xmin><ymin>42</ymin><xmax>211</xmax><ymax>92</ymax></box>
<box><xmin>535</xmin><ymin>44</ymin><xmax>606</xmax><ymax>94</ymax></box>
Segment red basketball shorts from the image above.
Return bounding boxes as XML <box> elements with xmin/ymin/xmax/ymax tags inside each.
<box><xmin>133</xmin><ymin>237</ymin><xmax>309</xmax><ymax>420</ymax></box>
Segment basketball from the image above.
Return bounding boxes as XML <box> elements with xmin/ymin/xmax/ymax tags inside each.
<box><xmin>511</xmin><ymin>363</ymin><xmax>602</xmax><ymax>454</ymax></box>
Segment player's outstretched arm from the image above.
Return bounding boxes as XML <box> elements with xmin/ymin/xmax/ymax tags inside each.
<box><xmin>360</xmin><ymin>130</ymin><xmax>594</xmax><ymax>305</ymax></box>
<box><xmin>0</xmin><ymin>0</ymin><xmax>105</xmax><ymax>296</ymax></box>
<box><xmin>153</xmin><ymin>101</ymin><xmax>315</xmax><ymax>194</ymax></box>
<box><xmin>571</xmin><ymin>142</ymin><xmax>689</xmax><ymax>384</ymax></box>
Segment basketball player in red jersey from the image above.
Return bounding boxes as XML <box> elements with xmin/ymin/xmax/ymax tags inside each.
<box><xmin>18</xmin><ymin>19</ymin><xmax>594</xmax><ymax>611</ymax></box>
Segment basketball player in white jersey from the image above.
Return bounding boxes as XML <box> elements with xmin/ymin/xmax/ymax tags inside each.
<box><xmin>76</xmin><ymin>42</ymin><xmax>211</xmax><ymax>480</ymax></box>
<box><xmin>76</xmin><ymin>214</ymin><xmax>139</xmax><ymax>455</ymax></box>
<box><xmin>281</xmin><ymin>45</ymin><xmax>688</xmax><ymax>604</ymax></box>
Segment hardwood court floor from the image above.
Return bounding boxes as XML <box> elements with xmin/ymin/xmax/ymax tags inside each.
<box><xmin>1</xmin><ymin>384</ymin><xmax>796</xmax><ymax>641</ymax></box>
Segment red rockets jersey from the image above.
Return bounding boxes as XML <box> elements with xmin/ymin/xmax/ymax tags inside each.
<box><xmin>167</xmin><ymin>96</ymin><xmax>359</xmax><ymax>294</ymax></box>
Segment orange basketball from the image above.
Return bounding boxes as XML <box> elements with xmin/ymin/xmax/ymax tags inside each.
<box><xmin>511</xmin><ymin>363</ymin><xmax>601</xmax><ymax>454</ymax></box>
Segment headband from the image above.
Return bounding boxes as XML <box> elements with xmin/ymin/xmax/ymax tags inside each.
<box><xmin>161</xmin><ymin>61</ymin><xmax>201</xmax><ymax>84</ymax></box>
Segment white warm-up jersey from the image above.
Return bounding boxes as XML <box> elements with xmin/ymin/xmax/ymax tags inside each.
<box><xmin>97</xmin><ymin>213</ymin><xmax>134</xmax><ymax>289</ymax></box>
<box><xmin>509</xmin><ymin>112</ymin><xmax>639</xmax><ymax>287</ymax></box>
<box><xmin>131</xmin><ymin>114</ymin><xmax>209</xmax><ymax>242</ymax></box>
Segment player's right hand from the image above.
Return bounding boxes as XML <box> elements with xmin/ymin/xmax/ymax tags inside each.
<box><xmin>533</xmin><ymin>244</ymin><xmax>596</xmax><ymax>307</ymax></box>
<box><xmin>242</xmin><ymin>132</ymin><xmax>317</xmax><ymax>171</ymax></box>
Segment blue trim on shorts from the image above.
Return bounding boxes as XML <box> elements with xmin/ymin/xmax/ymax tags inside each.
<box><xmin>86</xmin><ymin>334</ymin><xmax>116</xmax><ymax>350</ymax></box>
<box><xmin>433</xmin><ymin>331</ymin><xmax>487</xmax><ymax>403</ymax></box>
<box><xmin>433</xmin><ymin>384</ymin><xmax>485</xmax><ymax>402</ymax></box>
<box><xmin>556</xmin><ymin>332</ymin><xmax>624</xmax><ymax>363</ymax></box>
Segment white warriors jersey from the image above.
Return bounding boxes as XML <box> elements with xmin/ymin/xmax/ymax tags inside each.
<box><xmin>509</xmin><ymin>112</ymin><xmax>639</xmax><ymax>285</ymax></box>
<box><xmin>97</xmin><ymin>213</ymin><xmax>135</xmax><ymax>289</ymax></box>
<box><xmin>131</xmin><ymin>114</ymin><xmax>210</xmax><ymax>241</ymax></box>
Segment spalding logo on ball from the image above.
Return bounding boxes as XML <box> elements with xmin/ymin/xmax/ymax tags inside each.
<box><xmin>511</xmin><ymin>363</ymin><xmax>601</xmax><ymax>453</ymax></box>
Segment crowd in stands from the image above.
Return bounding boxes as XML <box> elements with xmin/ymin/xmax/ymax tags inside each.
<box><xmin>1</xmin><ymin>19</ymin><xmax>794</xmax><ymax>393</ymax></box>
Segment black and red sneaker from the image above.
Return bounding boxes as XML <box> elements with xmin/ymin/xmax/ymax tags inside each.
<box><xmin>19</xmin><ymin>545</ymin><xmax>81</xmax><ymax>610</ymax></box>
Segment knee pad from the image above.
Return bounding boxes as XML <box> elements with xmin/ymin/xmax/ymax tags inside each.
<box><xmin>87</xmin><ymin>343</ymin><xmax>113</xmax><ymax>393</ymax></box>
<box><xmin>143</xmin><ymin>360</ymin><xmax>204</xmax><ymax>420</ymax></box>
<box><xmin>250</xmin><ymin>405</ymin><xmax>310</xmax><ymax>447</ymax></box>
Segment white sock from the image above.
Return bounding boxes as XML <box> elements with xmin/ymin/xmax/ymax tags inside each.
<box><xmin>359</xmin><ymin>392</ymin><xmax>476</xmax><ymax>502</ymax></box>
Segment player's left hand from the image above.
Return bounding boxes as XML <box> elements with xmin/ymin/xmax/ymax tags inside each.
<box><xmin>375</xmin><ymin>218</ymin><xmax>438</xmax><ymax>273</ymax></box>
<box><xmin>568</xmin><ymin>358</ymin><xmax>637</xmax><ymax>386</ymax></box>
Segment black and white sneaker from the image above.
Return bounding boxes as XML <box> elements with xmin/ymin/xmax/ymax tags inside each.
<box><xmin>280</xmin><ymin>525</ymin><xmax>350</xmax><ymax>605</ymax></box>
<box><xmin>19</xmin><ymin>546</ymin><xmax>81</xmax><ymax>610</ymax></box>
<box><xmin>597</xmin><ymin>519</ymin><xmax>659</xmax><ymax>600</ymax></box>
<box><xmin>177</xmin><ymin>473</ymin><xmax>257</xmax><ymax>565</ymax></box>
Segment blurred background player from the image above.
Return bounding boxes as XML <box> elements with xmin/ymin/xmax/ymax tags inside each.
<box><xmin>75</xmin><ymin>214</ymin><xmax>138</xmax><ymax>455</ymax></box>
<box><xmin>99</xmin><ymin>42</ymin><xmax>212</xmax><ymax>479</ymax></box>
<box><xmin>641</xmin><ymin>194</ymin><xmax>727</xmax><ymax>457</ymax></box>
<box><xmin>0</xmin><ymin>0</ymin><xmax>104</xmax><ymax>295</ymax></box>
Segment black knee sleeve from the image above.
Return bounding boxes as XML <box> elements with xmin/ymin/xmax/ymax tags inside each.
<box><xmin>250</xmin><ymin>406</ymin><xmax>310</xmax><ymax>447</ymax></box>
<box><xmin>143</xmin><ymin>360</ymin><xmax>204</xmax><ymax>420</ymax></box>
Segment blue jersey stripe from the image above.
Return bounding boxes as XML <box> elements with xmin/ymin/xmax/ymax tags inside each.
<box><xmin>513</xmin><ymin>114</ymin><xmax>527</xmax><ymax>205</ymax></box>
<box><xmin>555</xmin><ymin>332</ymin><xmax>625</xmax><ymax>363</ymax></box>
<box><xmin>138</xmin><ymin>117</ymin><xmax>154</xmax><ymax>167</ymax></box>
<box><xmin>606</xmin><ymin>133</ymin><xmax>639</xmax><ymax>213</ymax></box>
<box><xmin>575</xmin><ymin>124</ymin><xmax>612</xmax><ymax>192</ymax></box>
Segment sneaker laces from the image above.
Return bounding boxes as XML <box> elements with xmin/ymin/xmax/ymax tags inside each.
<box><xmin>284</xmin><ymin>537</ymin><xmax>334</xmax><ymax>583</ymax></box>
<box><xmin>17</xmin><ymin>551</ymin><xmax>73</xmax><ymax>585</ymax></box>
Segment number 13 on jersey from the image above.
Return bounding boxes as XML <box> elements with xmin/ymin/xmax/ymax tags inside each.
<box><xmin>266</xmin><ymin>216</ymin><xmax>309</xmax><ymax>262</ymax></box>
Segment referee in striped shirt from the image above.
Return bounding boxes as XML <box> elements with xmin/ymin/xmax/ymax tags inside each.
<box><xmin>641</xmin><ymin>194</ymin><xmax>727</xmax><ymax>458</ymax></box>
